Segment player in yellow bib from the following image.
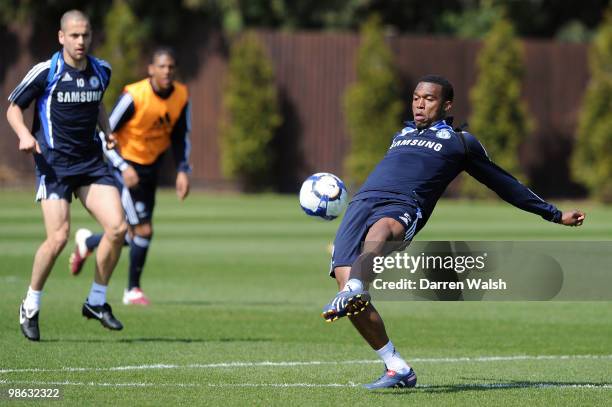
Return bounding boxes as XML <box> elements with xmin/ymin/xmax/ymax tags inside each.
<box><xmin>70</xmin><ymin>47</ymin><xmax>192</xmax><ymax>305</ymax></box>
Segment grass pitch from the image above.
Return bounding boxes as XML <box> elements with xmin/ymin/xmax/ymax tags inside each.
<box><xmin>0</xmin><ymin>190</ymin><xmax>611</xmax><ymax>405</ymax></box>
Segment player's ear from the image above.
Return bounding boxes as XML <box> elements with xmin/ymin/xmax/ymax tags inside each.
<box><xmin>148</xmin><ymin>64</ymin><xmax>154</xmax><ymax>77</ymax></box>
<box><xmin>58</xmin><ymin>30</ymin><xmax>64</xmax><ymax>45</ymax></box>
<box><xmin>443</xmin><ymin>100</ymin><xmax>452</xmax><ymax>113</ymax></box>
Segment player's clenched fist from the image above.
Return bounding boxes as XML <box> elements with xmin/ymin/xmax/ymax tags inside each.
<box><xmin>19</xmin><ymin>134</ymin><xmax>41</xmax><ymax>154</ymax></box>
<box><xmin>560</xmin><ymin>210</ymin><xmax>586</xmax><ymax>227</ymax></box>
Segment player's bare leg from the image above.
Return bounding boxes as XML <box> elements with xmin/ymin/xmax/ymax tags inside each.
<box><xmin>20</xmin><ymin>199</ymin><xmax>71</xmax><ymax>341</ymax></box>
<box><xmin>77</xmin><ymin>183</ymin><xmax>126</xmax><ymax>330</ymax></box>
<box><xmin>327</xmin><ymin>217</ymin><xmax>417</xmax><ymax>388</ymax></box>
<box><xmin>332</xmin><ymin>218</ymin><xmax>404</xmax><ymax>348</ymax></box>
<box><xmin>323</xmin><ymin>218</ymin><xmax>404</xmax><ymax>321</ymax></box>
<box><xmin>78</xmin><ymin>184</ymin><xmax>127</xmax><ymax>285</ymax></box>
<box><xmin>31</xmin><ymin>199</ymin><xmax>71</xmax><ymax>290</ymax></box>
<box><xmin>334</xmin><ymin>266</ymin><xmax>389</xmax><ymax>350</ymax></box>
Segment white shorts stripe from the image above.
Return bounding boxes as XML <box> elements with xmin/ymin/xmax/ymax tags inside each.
<box><xmin>35</xmin><ymin>175</ymin><xmax>47</xmax><ymax>202</ymax></box>
<box><xmin>121</xmin><ymin>187</ymin><xmax>139</xmax><ymax>225</ymax></box>
<box><xmin>404</xmin><ymin>208</ymin><xmax>422</xmax><ymax>241</ymax></box>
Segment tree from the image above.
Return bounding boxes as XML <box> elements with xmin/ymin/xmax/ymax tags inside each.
<box><xmin>439</xmin><ymin>0</ymin><xmax>503</xmax><ymax>39</ymax></box>
<box><xmin>571</xmin><ymin>8</ymin><xmax>612</xmax><ymax>202</ymax></box>
<box><xmin>343</xmin><ymin>14</ymin><xmax>403</xmax><ymax>186</ymax></box>
<box><xmin>462</xmin><ymin>17</ymin><xmax>534</xmax><ymax>198</ymax></box>
<box><xmin>97</xmin><ymin>0</ymin><xmax>145</xmax><ymax>111</ymax></box>
<box><xmin>220</xmin><ymin>32</ymin><xmax>281</xmax><ymax>190</ymax></box>
<box><xmin>555</xmin><ymin>20</ymin><xmax>593</xmax><ymax>43</ymax></box>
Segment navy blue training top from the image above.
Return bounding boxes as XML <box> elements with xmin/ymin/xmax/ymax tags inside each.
<box><xmin>8</xmin><ymin>52</ymin><xmax>111</xmax><ymax>176</ymax></box>
<box><xmin>352</xmin><ymin>118</ymin><xmax>561</xmax><ymax>224</ymax></box>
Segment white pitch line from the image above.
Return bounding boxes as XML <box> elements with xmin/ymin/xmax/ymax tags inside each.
<box><xmin>1</xmin><ymin>354</ymin><xmax>611</xmax><ymax>374</ymax></box>
<box><xmin>447</xmin><ymin>383</ymin><xmax>612</xmax><ymax>390</ymax></box>
<box><xmin>0</xmin><ymin>379</ymin><xmax>359</xmax><ymax>388</ymax></box>
<box><xmin>0</xmin><ymin>379</ymin><xmax>610</xmax><ymax>390</ymax></box>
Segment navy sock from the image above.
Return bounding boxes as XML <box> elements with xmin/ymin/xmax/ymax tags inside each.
<box><xmin>129</xmin><ymin>235</ymin><xmax>151</xmax><ymax>290</ymax></box>
<box><xmin>85</xmin><ymin>234</ymin><xmax>103</xmax><ymax>251</ymax></box>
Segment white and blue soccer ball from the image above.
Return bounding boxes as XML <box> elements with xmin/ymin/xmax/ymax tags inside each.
<box><xmin>299</xmin><ymin>172</ymin><xmax>348</xmax><ymax>220</ymax></box>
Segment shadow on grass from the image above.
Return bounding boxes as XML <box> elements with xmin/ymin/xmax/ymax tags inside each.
<box><xmin>377</xmin><ymin>380</ymin><xmax>612</xmax><ymax>394</ymax></box>
<box><xmin>40</xmin><ymin>337</ymin><xmax>271</xmax><ymax>344</ymax></box>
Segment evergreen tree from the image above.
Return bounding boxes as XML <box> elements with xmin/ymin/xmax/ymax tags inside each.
<box><xmin>462</xmin><ymin>17</ymin><xmax>534</xmax><ymax>198</ymax></box>
<box><xmin>439</xmin><ymin>0</ymin><xmax>503</xmax><ymax>39</ymax></box>
<box><xmin>343</xmin><ymin>14</ymin><xmax>403</xmax><ymax>186</ymax></box>
<box><xmin>572</xmin><ymin>8</ymin><xmax>612</xmax><ymax>202</ymax></box>
<box><xmin>97</xmin><ymin>0</ymin><xmax>144</xmax><ymax>111</ymax></box>
<box><xmin>220</xmin><ymin>31</ymin><xmax>281</xmax><ymax>190</ymax></box>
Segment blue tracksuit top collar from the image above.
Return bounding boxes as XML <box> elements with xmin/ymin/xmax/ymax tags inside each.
<box><xmin>404</xmin><ymin>117</ymin><xmax>454</xmax><ymax>132</ymax></box>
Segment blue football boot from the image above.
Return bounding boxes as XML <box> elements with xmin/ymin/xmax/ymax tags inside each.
<box><xmin>321</xmin><ymin>289</ymin><xmax>370</xmax><ymax>322</ymax></box>
<box><xmin>364</xmin><ymin>367</ymin><xmax>417</xmax><ymax>390</ymax></box>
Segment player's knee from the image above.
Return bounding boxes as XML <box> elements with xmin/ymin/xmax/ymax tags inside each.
<box><xmin>134</xmin><ymin>223</ymin><xmax>153</xmax><ymax>239</ymax></box>
<box><xmin>106</xmin><ymin>221</ymin><xmax>128</xmax><ymax>244</ymax></box>
<box><xmin>366</xmin><ymin>218</ymin><xmax>404</xmax><ymax>246</ymax></box>
<box><xmin>116</xmin><ymin>221</ymin><xmax>128</xmax><ymax>239</ymax></box>
<box><xmin>47</xmin><ymin>226</ymin><xmax>70</xmax><ymax>254</ymax></box>
<box><xmin>366</xmin><ymin>222</ymin><xmax>393</xmax><ymax>242</ymax></box>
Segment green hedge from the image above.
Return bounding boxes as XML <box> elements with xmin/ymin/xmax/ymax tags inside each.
<box><xmin>572</xmin><ymin>9</ymin><xmax>612</xmax><ymax>202</ymax></box>
<box><xmin>97</xmin><ymin>0</ymin><xmax>144</xmax><ymax>111</ymax></box>
<box><xmin>462</xmin><ymin>17</ymin><xmax>533</xmax><ymax>198</ymax></box>
<box><xmin>343</xmin><ymin>15</ymin><xmax>403</xmax><ymax>187</ymax></box>
<box><xmin>220</xmin><ymin>32</ymin><xmax>281</xmax><ymax>190</ymax></box>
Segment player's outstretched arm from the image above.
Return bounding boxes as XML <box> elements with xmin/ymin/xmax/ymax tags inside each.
<box><xmin>463</xmin><ymin>132</ymin><xmax>579</xmax><ymax>224</ymax></box>
<box><xmin>6</xmin><ymin>102</ymin><xmax>40</xmax><ymax>154</ymax></box>
<box><xmin>559</xmin><ymin>209</ymin><xmax>586</xmax><ymax>227</ymax></box>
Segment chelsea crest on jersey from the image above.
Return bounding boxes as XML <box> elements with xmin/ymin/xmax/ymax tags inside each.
<box><xmin>352</xmin><ymin>118</ymin><xmax>561</xmax><ymax>224</ymax></box>
<box><xmin>55</xmin><ymin>65</ymin><xmax>104</xmax><ymax>103</ymax></box>
<box><xmin>7</xmin><ymin>52</ymin><xmax>111</xmax><ymax>161</ymax></box>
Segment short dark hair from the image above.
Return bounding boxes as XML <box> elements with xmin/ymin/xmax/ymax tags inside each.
<box><xmin>417</xmin><ymin>74</ymin><xmax>454</xmax><ymax>102</ymax></box>
<box><xmin>60</xmin><ymin>10</ymin><xmax>89</xmax><ymax>31</ymax></box>
<box><xmin>151</xmin><ymin>46</ymin><xmax>176</xmax><ymax>64</ymax></box>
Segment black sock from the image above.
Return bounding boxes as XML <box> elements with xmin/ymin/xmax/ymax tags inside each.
<box><xmin>85</xmin><ymin>234</ymin><xmax>103</xmax><ymax>251</ymax></box>
<box><xmin>128</xmin><ymin>235</ymin><xmax>151</xmax><ymax>290</ymax></box>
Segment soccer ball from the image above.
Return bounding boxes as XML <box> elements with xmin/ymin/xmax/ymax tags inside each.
<box><xmin>299</xmin><ymin>172</ymin><xmax>348</xmax><ymax>220</ymax></box>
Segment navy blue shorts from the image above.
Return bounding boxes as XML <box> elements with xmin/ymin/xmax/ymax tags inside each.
<box><xmin>330</xmin><ymin>197</ymin><xmax>423</xmax><ymax>277</ymax></box>
<box><xmin>34</xmin><ymin>157</ymin><xmax>116</xmax><ymax>202</ymax></box>
<box><xmin>113</xmin><ymin>160</ymin><xmax>159</xmax><ymax>226</ymax></box>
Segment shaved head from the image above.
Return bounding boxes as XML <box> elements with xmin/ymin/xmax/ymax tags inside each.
<box><xmin>58</xmin><ymin>9</ymin><xmax>92</xmax><ymax>67</ymax></box>
<box><xmin>60</xmin><ymin>10</ymin><xmax>89</xmax><ymax>31</ymax></box>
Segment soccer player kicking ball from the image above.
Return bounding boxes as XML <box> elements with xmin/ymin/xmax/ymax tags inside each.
<box><xmin>322</xmin><ymin>75</ymin><xmax>586</xmax><ymax>389</ymax></box>
<box><xmin>69</xmin><ymin>47</ymin><xmax>191</xmax><ymax>306</ymax></box>
<box><xmin>6</xmin><ymin>10</ymin><xmax>127</xmax><ymax>341</ymax></box>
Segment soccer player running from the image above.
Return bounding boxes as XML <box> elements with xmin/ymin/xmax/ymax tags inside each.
<box><xmin>322</xmin><ymin>75</ymin><xmax>586</xmax><ymax>389</ymax></box>
<box><xmin>6</xmin><ymin>10</ymin><xmax>127</xmax><ymax>341</ymax></box>
<box><xmin>69</xmin><ymin>48</ymin><xmax>191</xmax><ymax>306</ymax></box>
